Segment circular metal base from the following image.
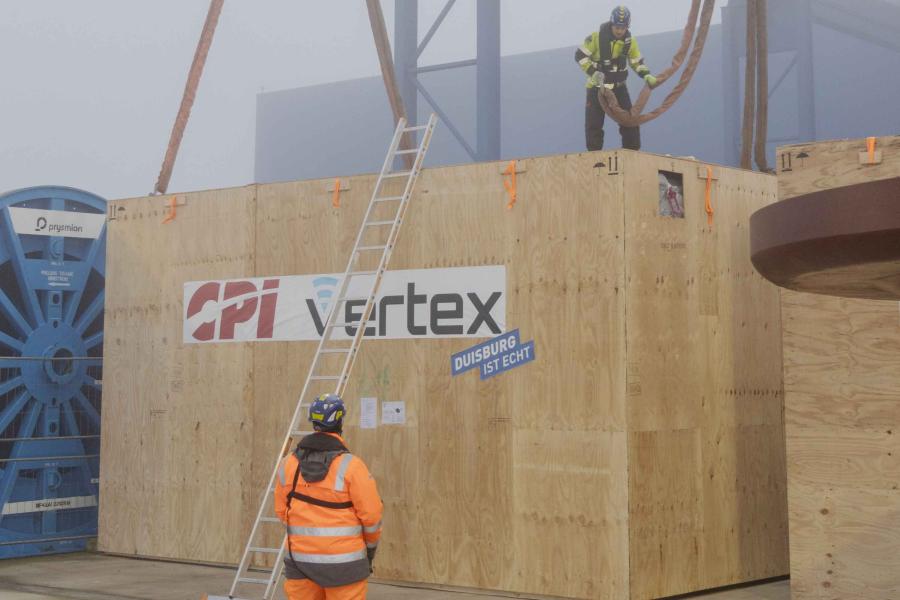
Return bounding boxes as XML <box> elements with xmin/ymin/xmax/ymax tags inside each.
<box><xmin>750</xmin><ymin>177</ymin><xmax>900</xmax><ymax>301</ymax></box>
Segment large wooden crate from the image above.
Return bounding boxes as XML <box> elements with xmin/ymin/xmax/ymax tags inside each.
<box><xmin>777</xmin><ymin>135</ymin><xmax>900</xmax><ymax>598</ymax></box>
<box><xmin>99</xmin><ymin>150</ymin><xmax>786</xmax><ymax>599</ymax></box>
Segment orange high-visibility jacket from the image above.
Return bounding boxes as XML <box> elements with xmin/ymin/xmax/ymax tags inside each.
<box><xmin>275</xmin><ymin>432</ymin><xmax>383</xmax><ymax>587</ymax></box>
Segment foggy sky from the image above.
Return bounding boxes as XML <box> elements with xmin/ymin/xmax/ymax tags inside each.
<box><xmin>0</xmin><ymin>1</ymin><xmax>723</xmax><ymax>201</ymax></box>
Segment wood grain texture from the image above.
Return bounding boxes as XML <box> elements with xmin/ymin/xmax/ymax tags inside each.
<box><xmin>100</xmin><ymin>187</ymin><xmax>257</xmax><ymax>563</ymax></box>
<box><xmin>100</xmin><ymin>151</ymin><xmax>784</xmax><ymax>599</ymax></box>
<box><xmin>624</xmin><ymin>153</ymin><xmax>786</xmax><ymax>599</ymax></box>
<box><xmin>777</xmin><ymin>135</ymin><xmax>900</xmax><ymax>198</ymax></box>
<box><xmin>779</xmin><ymin>135</ymin><xmax>900</xmax><ymax>600</ymax></box>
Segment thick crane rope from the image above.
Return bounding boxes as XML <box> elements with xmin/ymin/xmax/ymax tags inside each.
<box><xmin>597</xmin><ymin>0</ymin><xmax>716</xmax><ymax>127</ymax></box>
<box><xmin>740</xmin><ymin>0</ymin><xmax>770</xmax><ymax>171</ymax></box>
<box><xmin>153</xmin><ymin>0</ymin><xmax>225</xmax><ymax>195</ymax></box>
<box><xmin>365</xmin><ymin>0</ymin><xmax>416</xmax><ymax>169</ymax></box>
<box><xmin>740</xmin><ymin>0</ymin><xmax>758</xmax><ymax>169</ymax></box>
<box><xmin>754</xmin><ymin>0</ymin><xmax>770</xmax><ymax>171</ymax></box>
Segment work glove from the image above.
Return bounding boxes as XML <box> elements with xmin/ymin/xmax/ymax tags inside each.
<box><xmin>590</xmin><ymin>71</ymin><xmax>605</xmax><ymax>87</ymax></box>
<box><xmin>644</xmin><ymin>74</ymin><xmax>659</xmax><ymax>88</ymax></box>
<box><xmin>367</xmin><ymin>547</ymin><xmax>377</xmax><ymax>574</ymax></box>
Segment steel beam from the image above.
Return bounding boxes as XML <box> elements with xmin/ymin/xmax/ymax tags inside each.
<box><xmin>477</xmin><ymin>0</ymin><xmax>501</xmax><ymax>161</ymax></box>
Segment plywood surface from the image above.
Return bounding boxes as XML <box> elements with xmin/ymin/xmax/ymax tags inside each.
<box><xmin>100</xmin><ymin>187</ymin><xmax>257</xmax><ymax>563</ymax></box>
<box><xmin>778</xmin><ymin>135</ymin><xmax>900</xmax><ymax>599</ymax></box>
<box><xmin>622</xmin><ymin>155</ymin><xmax>786</xmax><ymax>599</ymax></box>
<box><xmin>101</xmin><ymin>151</ymin><xmax>783</xmax><ymax>599</ymax></box>
<box><xmin>778</xmin><ymin>135</ymin><xmax>900</xmax><ymax>198</ymax></box>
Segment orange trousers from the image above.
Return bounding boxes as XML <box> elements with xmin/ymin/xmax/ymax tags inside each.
<box><xmin>283</xmin><ymin>578</ymin><xmax>367</xmax><ymax>600</ymax></box>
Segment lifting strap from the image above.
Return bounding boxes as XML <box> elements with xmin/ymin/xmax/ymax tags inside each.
<box><xmin>502</xmin><ymin>161</ymin><xmax>518</xmax><ymax>210</ymax></box>
<box><xmin>705</xmin><ymin>166</ymin><xmax>715</xmax><ymax>228</ymax></box>
<box><xmin>153</xmin><ymin>0</ymin><xmax>225</xmax><ymax>195</ymax></box>
<box><xmin>597</xmin><ymin>0</ymin><xmax>715</xmax><ymax>128</ymax></box>
<box><xmin>162</xmin><ymin>197</ymin><xmax>178</xmax><ymax>224</ymax></box>
<box><xmin>333</xmin><ymin>178</ymin><xmax>342</xmax><ymax>208</ymax></box>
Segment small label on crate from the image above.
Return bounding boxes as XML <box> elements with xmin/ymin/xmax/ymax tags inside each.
<box><xmin>1</xmin><ymin>495</ymin><xmax>97</xmax><ymax>515</ymax></box>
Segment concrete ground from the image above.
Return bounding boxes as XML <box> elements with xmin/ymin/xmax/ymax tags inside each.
<box><xmin>0</xmin><ymin>553</ymin><xmax>790</xmax><ymax>600</ymax></box>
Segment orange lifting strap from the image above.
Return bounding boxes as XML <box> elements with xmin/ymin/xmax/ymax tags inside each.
<box><xmin>162</xmin><ymin>196</ymin><xmax>178</xmax><ymax>224</ymax></box>
<box><xmin>867</xmin><ymin>137</ymin><xmax>877</xmax><ymax>165</ymax></box>
<box><xmin>705</xmin><ymin>166</ymin><xmax>714</xmax><ymax>228</ymax></box>
<box><xmin>333</xmin><ymin>178</ymin><xmax>342</xmax><ymax>208</ymax></box>
<box><xmin>502</xmin><ymin>160</ymin><xmax>517</xmax><ymax>210</ymax></box>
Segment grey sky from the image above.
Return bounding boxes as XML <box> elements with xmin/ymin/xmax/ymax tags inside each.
<box><xmin>0</xmin><ymin>1</ymin><xmax>721</xmax><ymax>201</ymax></box>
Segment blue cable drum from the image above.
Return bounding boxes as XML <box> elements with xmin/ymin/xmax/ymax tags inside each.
<box><xmin>0</xmin><ymin>186</ymin><xmax>105</xmax><ymax>558</ymax></box>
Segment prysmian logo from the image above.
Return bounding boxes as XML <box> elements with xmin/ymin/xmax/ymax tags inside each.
<box><xmin>183</xmin><ymin>266</ymin><xmax>507</xmax><ymax>343</ymax></box>
<box><xmin>49</xmin><ymin>223</ymin><xmax>84</xmax><ymax>234</ymax></box>
<box><xmin>10</xmin><ymin>207</ymin><xmax>104</xmax><ymax>240</ymax></box>
<box><xmin>35</xmin><ymin>216</ymin><xmax>84</xmax><ymax>235</ymax></box>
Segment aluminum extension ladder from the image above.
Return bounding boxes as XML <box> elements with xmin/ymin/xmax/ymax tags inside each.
<box><xmin>207</xmin><ymin>114</ymin><xmax>437</xmax><ymax>600</ymax></box>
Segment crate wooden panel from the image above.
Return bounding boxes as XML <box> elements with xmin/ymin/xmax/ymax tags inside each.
<box><xmin>778</xmin><ymin>135</ymin><xmax>900</xmax><ymax>598</ymax></box>
<box><xmin>100</xmin><ymin>151</ymin><xmax>784</xmax><ymax>599</ymax></box>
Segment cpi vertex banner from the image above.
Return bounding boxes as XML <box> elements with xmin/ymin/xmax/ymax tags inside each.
<box><xmin>183</xmin><ymin>266</ymin><xmax>506</xmax><ymax>344</ymax></box>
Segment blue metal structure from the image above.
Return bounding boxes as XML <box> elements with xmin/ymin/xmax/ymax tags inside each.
<box><xmin>395</xmin><ymin>0</ymin><xmax>501</xmax><ymax>161</ymax></box>
<box><xmin>0</xmin><ymin>186</ymin><xmax>105</xmax><ymax>558</ymax></box>
<box><xmin>722</xmin><ymin>0</ymin><xmax>900</xmax><ymax>166</ymax></box>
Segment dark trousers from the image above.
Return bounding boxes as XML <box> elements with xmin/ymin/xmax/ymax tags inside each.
<box><xmin>585</xmin><ymin>84</ymin><xmax>641</xmax><ymax>151</ymax></box>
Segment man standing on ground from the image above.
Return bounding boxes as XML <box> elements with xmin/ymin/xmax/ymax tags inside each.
<box><xmin>275</xmin><ymin>394</ymin><xmax>383</xmax><ymax>600</ymax></box>
<box><xmin>575</xmin><ymin>5</ymin><xmax>659</xmax><ymax>151</ymax></box>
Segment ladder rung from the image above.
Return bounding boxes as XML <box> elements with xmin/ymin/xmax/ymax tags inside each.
<box><xmin>229</xmin><ymin>116</ymin><xmax>436</xmax><ymax>597</ymax></box>
<box><xmin>329</xmin><ymin>321</ymin><xmax>365</xmax><ymax>329</ymax></box>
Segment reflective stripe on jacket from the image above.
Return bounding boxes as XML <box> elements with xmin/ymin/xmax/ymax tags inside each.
<box><xmin>575</xmin><ymin>23</ymin><xmax>649</xmax><ymax>89</ymax></box>
<box><xmin>275</xmin><ymin>433</ymin><xmax>383</xmax><ymax>586</ymax></box>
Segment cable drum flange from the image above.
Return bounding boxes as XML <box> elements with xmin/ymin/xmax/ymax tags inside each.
<box><xmin>0</xmin><ymin>186</ymin><xmax>106</xmax><ymax>558</ymax></box>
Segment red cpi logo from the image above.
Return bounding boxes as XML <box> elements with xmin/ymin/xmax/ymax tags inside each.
<box><xmin>186</xmin><ymin>279</ymin><xmax>280</xmax><ymax>341</ymax></box>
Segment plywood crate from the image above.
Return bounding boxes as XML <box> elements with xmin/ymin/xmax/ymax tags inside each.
<box><xmin>777</xmin><ymin>135</ymin><xmax>900</xmax><ymax>598</ymax></box>
<box><xmin>100</xmin><ymin>150</ymin><xmax>785</xmax><ymax>599</ymax></box>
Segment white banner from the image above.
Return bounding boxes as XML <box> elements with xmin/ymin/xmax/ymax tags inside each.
<box><xmin>8</xmin><ymin>207</ymin><xmax>106</xmax><ymax>239</ymax></box>
<box><xmin>2</xmin><ymin>495</ymin><xmax>98</xmax><ymax>516</ymax></box>
<box><xmin>183</xmin><ymin>266</ymin><xmax>506</xmax><ymax>344</ymax></box>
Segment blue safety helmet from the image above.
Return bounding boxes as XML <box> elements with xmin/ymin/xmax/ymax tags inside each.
<box><xmin>611</xmin><ymin>5</ymin><xmax>631</xmax><ymax>28</ymax></box>
<box><xmin>308</xmin><ymin>394</ymin><xmax>346</xmax><ymax>432</ymax></box>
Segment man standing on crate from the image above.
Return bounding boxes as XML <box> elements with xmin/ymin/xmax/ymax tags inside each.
<box><xmin>275</xmin><ymin>394</ymin><xmax>383</xmax><ymax>600</ymax></box>
<box><xmin>575</xmin><ymin>5</ymin><xmax>659</xmax><ymax>151</ymax></box>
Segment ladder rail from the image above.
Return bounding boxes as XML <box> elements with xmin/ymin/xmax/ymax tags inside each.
<box><xmin>334</xmin><ymin>115</ymin><xmax>437</xmax><ymax>398</ymax></box>
<box><xmin>227</xmin><ymin>115</ymin><xmax>436</xmax><ymax>599</ymax></box>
